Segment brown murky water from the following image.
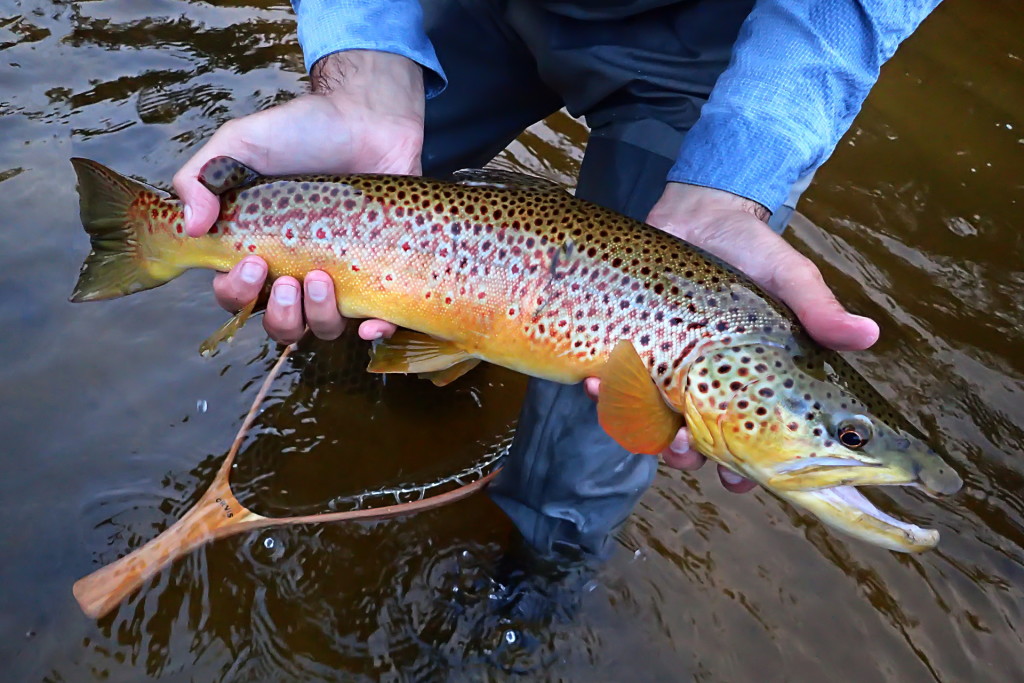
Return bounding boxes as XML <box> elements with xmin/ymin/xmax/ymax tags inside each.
<box><xmin>1</xmin><ymin>1</ymin><xmax>1022</xmax><ymax>680</ymax></box>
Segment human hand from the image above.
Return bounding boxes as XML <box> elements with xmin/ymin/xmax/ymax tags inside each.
<box><xmin>618</xmin><ymin>181</ymin><xmax>880</xmax><ymax>491</ymax></box>
<box><xmin>647</xmin><ymin>183</ymin><xmax>879</xmax><ymax>350</ymax></box>
<box><xmin>173</xmin><ymin>50</ymin><xmax>426</xmax><ymax>343</ymax></box>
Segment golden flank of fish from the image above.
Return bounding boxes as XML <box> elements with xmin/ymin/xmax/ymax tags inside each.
<box><xmin>69</xmin><ymin>156</ymin><xmax>963</xmax><ymax>552</ymax></box>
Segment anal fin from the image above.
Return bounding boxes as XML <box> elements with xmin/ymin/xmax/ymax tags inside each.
<box><xmin>597</xmin><ymin>340</ymin><xmax>683</xmax><ymax>455</ymax></box>
<box><xmin>199</xmin><ymin>298</ymin><xmax>258</xmax><ymax>356</ymax></box>
<box><xmin>418</xmin><ymin>359</ymin><xmax>482</xmax><ymax>387</ymax></box>
<box><xmin>368</xmin><ymin>331</ymin><xmax>473</xmax><ymax>375</ymax></box>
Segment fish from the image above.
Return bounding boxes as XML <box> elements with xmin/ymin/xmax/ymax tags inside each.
<box><xmin>69</xmin><ymin>156</ymin><xmax>963</xmax><ymax>552</ymax></box>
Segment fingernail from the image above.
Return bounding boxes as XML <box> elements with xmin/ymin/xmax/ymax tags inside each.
<box><xmin>274</xmin><ymin>283</ymin><xmax>297</xmax><ymax>306</ymax></box>
<box><xmin>240</xmin><ymin>261</ymin><xmax>263</xmax><ymax>284</ymax></box>
<box><xmin>668</xmin><ymin>433</ymin><xmax>690</xmax><ymax>454</ymax></box>
<box><xmin>307</xmin><ymin>280</ymin><xmax>328</xmax><ymax>302</ymax></box>
<box><xmin>183</xmin><ymin>204</ymin><xmax>192</xmax><ymax>229</ymax></box>
<box><xmin>720</xmin><ymin>468</ymin><xmax>745</xmax><ymax>486</ymax></box>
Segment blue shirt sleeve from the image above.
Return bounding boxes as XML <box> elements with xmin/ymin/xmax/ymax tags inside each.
<box><xmin>668</xmin><ymin>0</ymin><xmax>942</xmax><ymax>214</ymax></box>
<box><xmin>290</xmin><ymin>0</ymin><xmax>447</xmax><ymax>99</ymax></box>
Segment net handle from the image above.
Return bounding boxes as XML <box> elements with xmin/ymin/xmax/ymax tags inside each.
<box><xmin>73</xmin><ymin>340</ymin><xmax>503</xmax><ymax>619</ymax></box>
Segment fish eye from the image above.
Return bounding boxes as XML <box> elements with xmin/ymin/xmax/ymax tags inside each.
<box><xmin>837</xmin><ymin>420</ymin><xmax>872</xmax><ymax>450</ymax></box>
<box><xmin>839</xmin><ymin>423</ymin><xmax>872</xmax><ymax>450</ymax></box>
<box><xmin>838</xmin><ymin>428</ymin><xmax>865</xmax><ymax>449</ymax></box>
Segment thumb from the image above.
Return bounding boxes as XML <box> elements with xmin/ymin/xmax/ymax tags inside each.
<box><xmin>172</xmin><ymin>156</ymin><xmax>223</xmax><ymax>238</ymax></box>
<box><xmin>770</xmin><ymin>254</ymin><xmax>879</xmax><ymax>351</ymax></box>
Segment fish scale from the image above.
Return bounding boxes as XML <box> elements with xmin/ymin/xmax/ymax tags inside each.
<box><xmin>69</xmin><ymin>156</ymin><xmax>962</xmax><ymax>552</ymax></box>
<box><xmin>175</xmin><ymin>168</ymin><xmax>794</xmax><ymax>389</ymax></box>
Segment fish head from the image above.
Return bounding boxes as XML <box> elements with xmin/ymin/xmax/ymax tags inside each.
<box><xmin>681</xmin><ymin>342</ymin><xmax>962</xmax><ymax>552</ymax></box>
<box><xmin>751</xmin><ymin>399</ymin><xmax>961</xmax><ymax>495</ymax></box>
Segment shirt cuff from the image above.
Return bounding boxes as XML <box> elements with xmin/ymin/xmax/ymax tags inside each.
<box><xmin>293</xmin><ymin>0</ymin><xmax>447</xmax><ymax>99</ymax></box>
<box><xmin>667</xmin><ymin>106</ymin><xmax>815</xmax><ymax>215</ymax></box>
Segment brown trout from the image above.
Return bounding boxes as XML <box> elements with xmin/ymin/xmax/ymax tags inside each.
<box><xmin>70</xmin><ymin>156</ymin><xmax>962</xmax><ymax>552</ymax></box>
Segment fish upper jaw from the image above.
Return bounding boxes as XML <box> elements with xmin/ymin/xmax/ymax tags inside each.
<box><xmin>916</xmin><ymin>455</ymin><xmax>964</xmax><ymax>497</ymax></box>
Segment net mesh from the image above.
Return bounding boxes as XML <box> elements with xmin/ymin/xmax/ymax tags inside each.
<box><xmin>229</xmin><ymin>329</ymin><xmax>525</xmax><ymax>518</ymax></box>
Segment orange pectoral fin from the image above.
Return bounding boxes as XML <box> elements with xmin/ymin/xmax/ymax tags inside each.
<box><xmin>597</xmin><ymin>340</ymin><xmax>683</xmax><ymax>455</ymax></box>
<box><xmin>367</xmin><ymin>331</ymin><xmax>473</xmax><ymax>375</ymax></box>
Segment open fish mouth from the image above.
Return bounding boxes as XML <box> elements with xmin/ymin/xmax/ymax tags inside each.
<box><xmin>785</xmin><ymin>484</ymin><xmax>940</xmax><ymax>552</ymax></box>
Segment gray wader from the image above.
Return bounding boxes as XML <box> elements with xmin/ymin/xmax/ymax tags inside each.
<box><xmin>419</xmin><ymin>0</ymin><xmax>805</xmax><ymax>557</ymax></box>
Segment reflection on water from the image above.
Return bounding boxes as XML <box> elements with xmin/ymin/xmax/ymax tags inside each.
<box><xmin>1</xmin><ymin>0</ymin><xmax>1022</xmax><ymax>680</ymax></box>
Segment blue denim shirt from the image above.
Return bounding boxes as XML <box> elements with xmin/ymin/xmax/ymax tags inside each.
<box><xmin>291</xmin><ymin>0</ymin><xmax>940</xmax><ymax>214</ymax></box>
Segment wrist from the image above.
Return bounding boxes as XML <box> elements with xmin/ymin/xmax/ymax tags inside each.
<box><xmin>646</xmin><ymin>182</ymin><xmax>770</xmax><ymax>242</ymax></box>
<box><xmin>310</xmin><ymin>51</ymin><xmax>425</xmax><ymax>120</ymax></box>
<box><xmin>657</xmin><ymin>183</ymin><xmax>770</xmax><ymax>221</ymax></box>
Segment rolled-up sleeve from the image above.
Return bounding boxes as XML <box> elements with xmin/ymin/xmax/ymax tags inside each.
<box><xmin>668</xmin><ymin>0</ymin><xmax>942</xmax><ymax>213</ymax></box>
<box><xmin>291</xmin><ymin>0</ymin><xmax>447</xmax><ymax>98</ymax></box>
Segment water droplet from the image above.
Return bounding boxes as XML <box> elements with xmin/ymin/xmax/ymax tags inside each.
<box><xmin>196</xmin><ymin>399</ymin><xmax>208</xmax><ymax>413</ymax></box>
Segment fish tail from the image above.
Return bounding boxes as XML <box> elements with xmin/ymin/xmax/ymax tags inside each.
<box><xmin>70</xmin><ymin>158</ymin><xmax>185</xmax><ymax>302</ymax></box>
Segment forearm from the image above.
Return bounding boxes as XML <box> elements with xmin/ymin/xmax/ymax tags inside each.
<box><xmin>291</xmin><ymin>0</ymin><xmax>447</xmax><ymax>97</ymax></box>
<box><xmin>669</xmin><ymin>0</ymin><xmax>942</xmax><ymax>213</ymax></box>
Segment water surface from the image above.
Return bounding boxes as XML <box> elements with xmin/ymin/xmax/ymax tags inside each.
<box><xmin>1</xmin><ymin>1</ymin><xmax>1022</xmax><ymax>680</ymax></box>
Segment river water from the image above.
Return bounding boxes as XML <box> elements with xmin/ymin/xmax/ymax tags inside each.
<box><xmin>1</xmin><ymin>1</ymin><xmax>1022</xmax><ymax>680</ymax></box>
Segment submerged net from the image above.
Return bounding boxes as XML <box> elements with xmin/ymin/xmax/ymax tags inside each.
<box><xmin>229</xmin><ymin>329</ymin><xmax>525</xmax><ymax>518</ymax></box>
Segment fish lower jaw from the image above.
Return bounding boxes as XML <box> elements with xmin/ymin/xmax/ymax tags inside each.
<box><xmin>783</xmin><ymin>485</ymin><xmax>939</xmax><ymax>553</ymax></box>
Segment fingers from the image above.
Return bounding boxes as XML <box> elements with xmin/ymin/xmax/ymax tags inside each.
<box><xmin>662</xmin><ymin>431</ymin><xmax>706</xmax><ymax>471</ymax></box>
<box><xmin>661</xmin><ymin>429</ymin><xmax>757</xmax><ymax>493</ymax></box>
<box><xmin>769</xmin><ymin>254</ymin><xmax>879</xmax><ymax>352</ymax></box>
<box><xmin>303</xmin><ymin>271</ymin><xmax>346</xmax><ymax>340</ymax></box>
<box><xmin>659</xmin><ymin>429</ymin><xmax>756</xmax><ymax>493</ymax></box>
<box><xmin>718</xmin><ymin>465</ymin><xmax>758</xmax><ymax>494</ymax></box>
<box><xmin>263</xmin><ymin>277</ymin><xmax>304</xmax><ymax>344</ymax></box>
<box><xmin>214</xmin><ymin>262</ymin><xmax>392</xmax><ymax>344</ymax></box>
<box><xmin>358</xmin><ymin>319</ymin><xmax>398</xmax><ymax>341</ymax></box>
<box><xmin>213</xmin><ymin>257</ymin><xmax>267</xmax><ymax>312</ymax></box>
<box><xmin>662</xmin><ymin>427</ymin><xmax>756</xmax><ymax>493</ymax></box>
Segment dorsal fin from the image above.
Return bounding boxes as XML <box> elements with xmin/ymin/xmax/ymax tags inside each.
<box><xmin>198</xmin><ymin>156</ymin><xmax>262</xmax><ymax>194</ymax></box>
<box><xmin>450</xmin><ymin>168</ymin><xmax>569</xmax><ymax>194</ymax></box>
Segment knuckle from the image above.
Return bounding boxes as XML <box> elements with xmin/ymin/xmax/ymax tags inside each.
<box><xmin>212</xmin><ymin>276</ymin><xmax>244</xmax><ymax>310</ymax></box>
<box><xmin>171</xmin><ymin>170</ymin><xmax>189</xmax><ymax>194</ymax></box>
<box><xmin>305</xmin><ymin>308</ymin><xmax>342</xmax><ymax>337</ymax></box>
<box><xmin>217</xmin><ymin>118</ymin><xmax>242</xmax><ymax>140</ymax></box>
<box><xmin>309</xmin><ymin>323</ymin><xmax>343</xmax><ymax>341</ymax></box>
<box><xmin>263</xmin><ymin>316</ymin><xmax>300</xmax><ymax>345</ymax></box>
<box><xmin>792</xmin><ymin>254</ymin><xmax>822</xmax><ymax>282</ymax></box>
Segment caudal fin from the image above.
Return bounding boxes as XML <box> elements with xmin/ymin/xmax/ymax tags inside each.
<box><xmin>70</xmin><ymin>158</ymin><xmax>183</xmax><ymax>302</ymax></box>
